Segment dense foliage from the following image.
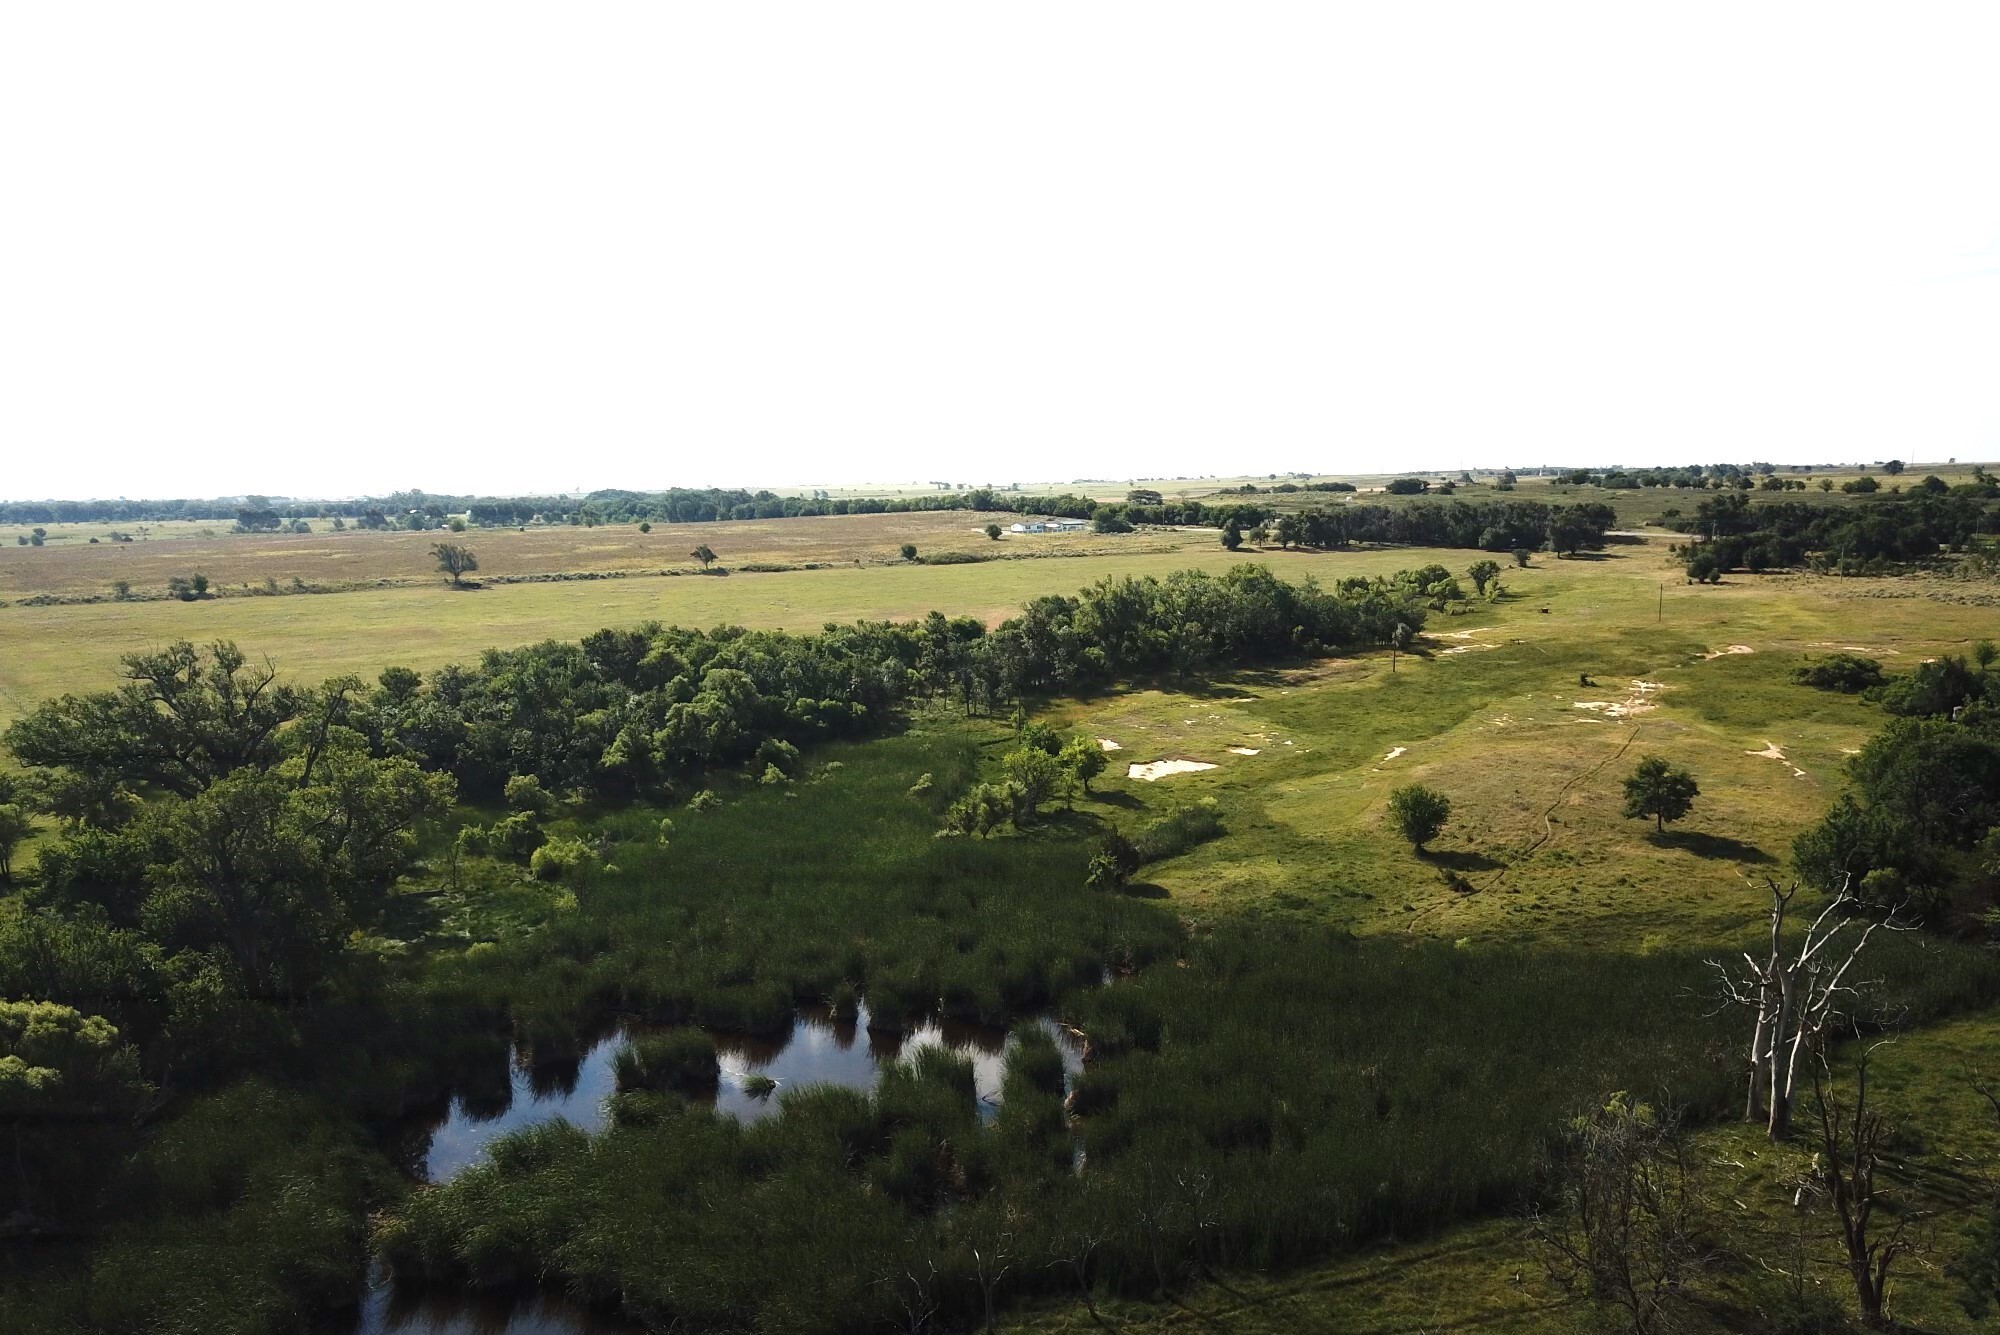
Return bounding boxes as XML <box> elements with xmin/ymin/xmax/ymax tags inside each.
<box><xmin>1793</xmin><ymin>644</ymin><xmax>2000</xmax><ymax>926</ymax></box>
<box><xmin>1667</xmin><ymin>490</ymin><xmax>2000</xmax><ymax>575</ymax></box>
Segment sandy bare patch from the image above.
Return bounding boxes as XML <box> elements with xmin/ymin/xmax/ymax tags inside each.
<box><xmin>1573</xmin><ymin>680</ymin><xmax>1663</xmax><ymax>719</ymax></box>
<box><xmin>1748</xmin><ymin>741</ymin><xmax>1809</xmax><ymax>779</ymax></box>
<box><xmin>1226</xmin><ymin>746</ymin><xmax>1261</xmax><ymax>756</ymax></box>
<box><xmin>1127</xmin><ymin>759</ymin><xmax>1217</xmax><ymax>781</ymax></box>
<box><xmin>1701</xmin><ymin>644</ymin><xmax>1755</xmax><ymax>660</ymax></box>
<box><xmin>1096</xmin><ymin>738</ymin><xmax>1122</xmax><ymax>751</ymax></box>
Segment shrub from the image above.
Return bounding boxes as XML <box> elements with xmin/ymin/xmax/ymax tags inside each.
<box><xmin>1792</xmin><ymin>653</ymin><xmax>1885</xmax><ymax>693</ymax></box>
<box><xmin>687</xmin><ymin>790</ymin><xmax>721</xmax><ymax>813</ymax></box>
<box><xmin>756</xmin><ymin>737</ymin><xmax>801</xmax><ymax>776</ymax></box>
<box><xmin>1130</xmin><ymin>800</ymin><xmax>1223</xmax><ymax>865</ymax></box>
<box><xmin>487</xmin><ymin>811</ymin><xmax>545</xmax><ymax>860</ymax></box>
<box><xmin>529</xmin><ymin>836</ymin><xmax>590</xmax><ymax>881</ymax></box>
<box><xmin>503</xmin><ymin>774</ymin><xmax>554</xmax><ymax>815</ymax></box>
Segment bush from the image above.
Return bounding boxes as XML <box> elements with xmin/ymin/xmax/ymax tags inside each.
<box><xmin>487</xmin><ymin>811</ymin><xmax>545</xmax><ymax>861</ymax></box>
<box><xmin>687</xmin><ymin>790</ymin><xmax>721</xmax><ymax>813</ymax></box>
<box><xmin>503</xmin><ymin>774</ymin><xmax>554</xmax><ymax>815</ymax></box>
<box><xmin>756</xmin><ymin>737</ymin><xmax>801</xmax><ymax>776</ymax></box>
<box><xmin>1792</xmin><ymin>653</ymin><xmax>1885</xmax><ymax>693</ymax></box>
<box><xmin>1130</xmin><ymin>800</ymin><xmax>1223</xmax><ymax>865</ymax></box>
<box><xmin>529</xmin><ymin>836</ymin><xmax>590</xmax><ymax>881</ymax></box>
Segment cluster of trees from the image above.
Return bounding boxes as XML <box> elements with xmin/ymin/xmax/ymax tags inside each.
<box><xmin>1224</xmin><ymin>499</ymin><xmax>1616</xmax><ymax>557</ymax></box>
<box><xmin>1791</xmin><ymin>643</ymin><xmax>2000</xmax><ymax>926</ymax></box>
<box><xmin>940</xmin><ymin>724</ymin><xmax>1107</xmax><ymax>837</ymax></box>
<box><xmin>0</xmin><ymin>562</ymin><xmax>1437</xmax><ymax>1226</ymax></box>
<box><xmin>1673</xmin><ymin>491</ymin><xmax>2000</xmax><ymax>578</ymax></box>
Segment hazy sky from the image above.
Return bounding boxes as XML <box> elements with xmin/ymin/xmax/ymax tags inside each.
<box><xmin>4</xmin><ymin>5</ymin><xmax>1997</xmax><ymax>501</ymax></box>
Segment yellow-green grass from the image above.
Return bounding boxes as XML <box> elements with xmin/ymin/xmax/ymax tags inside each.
<box><xmin>0</xmin><ymin>509</ymin><xmax>1189</xmax><ymax>600</ymax></box>
<box><xmin>0</xmin><ymin>541</ymin><xmax>1256</xmax><ymax>729</ymax></box>
<box><xmin>1048</xmin><ymin>544</ymin><xmax>1999</xmax><ymax>948</ymax></box>
<box><xmin>1004</xmin><ymin>1218</ymin><xmax>1584</xmax><ymax>1335</ymax></box>
<box><xmin>1005</xmin><ymin>1015</ymin><xmax>2000</xmax><ymax>1335</ymax></box>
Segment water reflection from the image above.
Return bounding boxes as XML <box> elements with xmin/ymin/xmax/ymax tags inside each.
<box><xmin>352</xmin><ymin>1261</ymin><xmax>636</xmax><ymax>1335</ymax></box>
<box><xmin>417</xmin><ymin>1002</ymin><xmax>1081</xmax><ymax>1182</ymax></box>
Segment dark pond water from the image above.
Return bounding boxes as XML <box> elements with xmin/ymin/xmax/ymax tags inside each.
<box><xmin>353</xmin><ymin>1003</ymin><xmax>1082</xmax><ymax>1334</ymax></box>
<box><xmin>417</xmin><ymin>1001</ymin><xmax>1082</xmax><ymax>1182</ymax></box>
<box><xmin>351</xmin><ymin>1259</ymin><xmax>639</xmax><ymax>1335</ymax></box>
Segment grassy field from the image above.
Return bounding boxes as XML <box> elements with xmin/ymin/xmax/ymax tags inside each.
<box><xmin>0</xmin><ymin>509</ymin><xmax>1179</xmax><ymax>601</ymax></box>
<box><xmin>6</xmin><ymin>507</ymin><xmax>2000</xmax><ymax>1332</ymax></box>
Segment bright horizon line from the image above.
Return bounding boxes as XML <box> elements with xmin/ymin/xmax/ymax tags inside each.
<box><xmin>6</xmin><ymin>457</ymin><xmax>1990</xmax><ymax>508</ymax></box>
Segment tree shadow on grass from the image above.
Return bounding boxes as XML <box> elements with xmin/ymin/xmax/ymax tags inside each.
<box><xmin>1121</xmin><ymin>881</ymin><xmax>1171</xmax><ymax>900</ymax></box>
<box><xmin>1086</xmin><ymin>789</ymin><xmax>1144</xmax><ymax>810</ymax></box>
<box><xmin>1423</xmin><ymin>848</ymin><xmax>1507</xmax><ymax>874</ymax></box>
<box><xmin>1658</xmin><ymin>830</ymin><xmax>1776</xmax><ymax>864</ymax></box>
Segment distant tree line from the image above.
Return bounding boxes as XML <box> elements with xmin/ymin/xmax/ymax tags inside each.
<box><xmin>1239</xmin><ymin>499</ymin><xmax>1616</xmax><ymax>557</ymax></box>
<box><xmin>1669</xmin><ymin>489</ymin><xmax>2000</xmax><ymax>578</ymax></box>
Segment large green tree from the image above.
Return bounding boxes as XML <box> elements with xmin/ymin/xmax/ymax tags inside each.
<box><xmin>1621</xmin><ymin>757</ymin><xmax>1698</xmax><ymax>834</ymax></box>
<box><xmin>4</xmin><ymin>642</ymin><xmax>303</xmax><ymax>798</ymax></box>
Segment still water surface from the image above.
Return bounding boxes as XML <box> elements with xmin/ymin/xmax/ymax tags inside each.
<box><xmin>353</xmin><ymin>1003</ymin><xmax>1081</xmax><ymax>1333</ymax></box>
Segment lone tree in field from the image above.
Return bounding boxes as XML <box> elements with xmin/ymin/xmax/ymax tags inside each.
<box><xmin>1622</xmin><ymin>756</ymin><xmax>1697</xmax><ymax>834</ymax></box>
<box><xmin>690</xmin><ymin>543</ymin><xmax>717</xmax><ymax>570</ymax></box>
<box><xmin>900</xmin><ymin>543</ymin><xmax>918</xmax><ymax>562</ymax></box>
<box><xmin>1467</xmin><ymin>559</ymin><xmax>1502</xmax><ymax>597</ymax></box>
<box><xmin>1221</xmin><ymin>518</ymin><xmax>1244</xmax><ymax>550</ymax></box>
<box><xmin>985</xmin><ymin>523</ymin><xmax>1002</xmax><ymax>540</ymax></box>
<box><xmin>431</xmin><ymin>542</ymin><xmax>478</xmax><ymax>588</ymax></box>
<box><xmin>1387</xmin><ymin>784</ymin><xmax>1451</xmax><ymax>853</ymax></box>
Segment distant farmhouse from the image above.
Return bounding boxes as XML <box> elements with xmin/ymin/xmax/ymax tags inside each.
<box><xmin>1008</xmin><ymin>517</ymin><xmax>1089</xmax><ymax>534</ymax></box>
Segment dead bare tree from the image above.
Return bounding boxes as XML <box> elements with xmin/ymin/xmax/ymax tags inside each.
<box><xmin>1044</xmin><ymin>1187</ymin><xmax>1114</xmax><ymax>1326</ymax></box>
<box><xmin>1708</xmin><ymin>879</ymin><xmax>1897</xmax><ymax>1141</ymax></box>
<box><xmin>963</xmin><ymin>1200</ymin><xmax>1019</xmax><ymax>1334</ymax></box>
<box><xmin>878</xmin><ymin>1239</ymin><xmax>941</xmax><ymax>1335</ymax></box>
<box><xmin>1530</xmin><ymin>1092</ymin><xmax>1715</xmax><ymax>1335</ymax></box>
<box><xmin>1801</xmin><ymin>1045</ymin><xmax>1926</xmax><ymax>1329</ymax></box>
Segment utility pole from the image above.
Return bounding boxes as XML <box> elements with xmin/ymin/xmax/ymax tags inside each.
<box><xmin>1658</xmin><ymin>583</ymin><xmax>1664</xmax><ymax>623</ymax></box>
